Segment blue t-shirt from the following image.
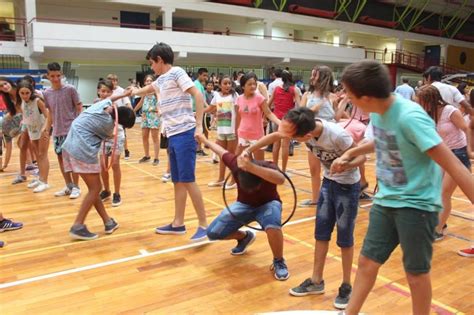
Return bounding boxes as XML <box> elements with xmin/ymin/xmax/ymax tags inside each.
<box><xmin>394</xmin><ymin>83</ymin><xmax>414</xmax><ymax>100</ymax></box>
<box><xmin>371</xmin><ymin>94</ymin><xmax>443</xmax><ymax>212</ymax></box>
<box><xmin>62</xmin><ymin>99</ymin><xmax>114</xmax><ymax>163</ymax></box>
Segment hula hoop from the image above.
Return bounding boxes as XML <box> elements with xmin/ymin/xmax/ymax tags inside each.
<box><xmin>221</xmin><ymin>168</ymin><xmax>297</xmax><ymax>231</ymax></box>
<box><xmin>101</xmin><ymin>104</ymin><xmax>119</xmax><ymax>171</ymax></box>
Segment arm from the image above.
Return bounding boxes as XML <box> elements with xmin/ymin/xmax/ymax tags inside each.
<box><xmin>267</xmin><ymin>94</ymin><xmax>275</xmax><ymax>111</ymax></box>
<box><xmin>339</xmin><ymin>140</ymin><xmax>375</xmax><ymax>162</ymax></box>
<box><xmin>330</xmin><ymin>143</ymin><xmax>367</xmax><ymax>174</ymax></box>
<box><xmin>426</xmin><ymin>142</ymin><xmax>474</xmax><ymax>203</ymax></box>
<box><xmin>196</xmin><ymin>134</ymin><xmax>227</xmax><ymax>158</ymax></box>
<box><xmin>300</xmin><ymin>92</ymin><xmax>308</xmax><ymax>107</ymax></box>
<box><xmin>237</xmin><ymin>155</ymin><xmax>285</xmax><ymax>185</ymax></box>
<box><xmin>133</xmin><ymin>96</ymin><xmax>145</xmax><ymax>113</ymax></box>
<box><xmin>110</xmin><ymin>89</ymin><xmax>132</xmax><ymax>103</ymax></box>
<box><xmin>186</xmin><ymin>86</ymin><xmax>204</xmax><ymax>136</ymax></box>
<box><xmin>204</xmin><ymin>104</ymin><xmax>216</xmax><ymax>114</ymax></box>
<box><xmin>75</xmin><ymin>102</ymin><xmax>83</xmax><ymax>115</ymax></box>
<box><xmin>335</xmin><ymin>96</ymin><xmax>350</xmax><ymax>121</ymax></box>
<box><xmin>293</xmin><ymin>89</ymin><xmax>301</xmax><ymax>108</ymax></box>
<box><xmin>258</xmin><ymin>82</ymin><xmax>269</xmax><ymax>102</ymax></box>
<box><xmin>450</xmin><ymin>109</ymin><xmax>473</xmax><ymax>157</ymax></box>
<box><xmin>130</xmin><ymin>84</ymin><xmax>155</xmax><ymax>97</ymax></box>
<box><xmin>262</xmin><ymin>99</ymin><xmax>280</xmax><ymax>125</ymax></box>
<box><xmin>37</xmin><ymin>99</ymin><xmax>51</xmax><ymax>139</ymax></box>
<box><xmin>245</xmin><ymin>132</ymin><xmax>284</xmax><ymax>156</ymax></box>
<box><xmin>460</xmin><ymin>99</ymin><xmax>472</xmax><ymax>116</ymax></box>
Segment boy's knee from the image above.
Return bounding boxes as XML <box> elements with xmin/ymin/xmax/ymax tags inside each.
<box><xmin>206</xmin><ymin>229</ymin><xmax>224</xmax><ymax>241</ymax></box>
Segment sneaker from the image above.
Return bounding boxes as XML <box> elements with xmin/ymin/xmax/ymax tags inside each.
<box><xmin>69</xmin><ymin>224</ymin><xmax>98</xmax><ymax>241</ymax></box>
<box><xmin>225</xmin><ymin>183</ymin><xmax>237</xmax><ymax>190</ymax></box>
<box><xmin>124</xmin><ymin>150</ymin><xmax>130</xmax><ymax>160</ymax></box>
<box><xmin>12</xmin><ymin>175</ymin><xmax>27</xmax><ymax>185</ymax></box>
<box><xmin>27</xmin><ymin>179</ymin><xmax>40</xmax><ymax>188</ymax></box>
<box><xmin>289</xmin><ymin>278</ymin><xmax>325</xmax><ymax>296</ymax></box>
<box><xmin>33</xmin><ymin>182</ymin><xmax>50</xmax><ymax>193</ymax></box>
<box><xmin>190</xmin><ymin>226</ymin><xmax>208</xmax><ymax>242</ymax></box>
<box><xmin>298</xmin><ymin>199</ymin><xmax>317</xmax><ymax>208</ymax></box>
<box><xmin>112</xmin><ymin>193</ymin><xmax>122</xmax><ymax>207</ymax></box>
<box><xmin>69</xmin><ymin>187</ymin><xmax>81</xmax><ymax>199</ymax></box>
<box><xmin>208</xmin><ymin>180</ymin><xmax>224</xmax><ymax>187</ymax></box>
<box><xmin>196</xmin><ymin>149</ymin><xmax>208</xmax><ymax>156</ymax></box>
<box><xmin>211</xmin><ymin>153</ymin><xmax>219</xmax><ymax>164</ymax></box>
<box><xmin>161</xmin><ymin>173</ymin><xmax>171</xmax><ymax>183</ymax></box>
<box><xmin>271</xmin><ymin>258</ymin><xmax>290</xmax><ymax>281</ymax></box>
<box><xmin>334</xmin><ymin>283</ymin><xmax>352</xmax><ymax>309</ymax></box>
<box><xmin>359</xmin><ymin>192</ymin><xmax>373</xmax><ymax>201</ymax></box>
<box><xmin>105</xmin><ymin>218</ymin><xmax>119</xmax><ymax>234</ymax></box>
<box><xmin>139</xmin><ymin>156</ymin><xmax>151</xmax><ymax>163</ymax></box>
<box><xmin>25</xmin><ymin>163</ymin><xmax>37</xmax><ymax>171</ymax></box>
<box><xmin>0</xmin><ymin>219</ymin><xmax>23</xmax><ymax>232</ymax></box>
<box><xmin>231</xmin><ymin>230</ymin><xmax>256</xmax><ymax>255</ymax></box>
<box><xmin>152</xmin><ymin>159</ymin><xmax>160</xmax><ymax>166</ymax></box>
<box><xmin>155</xmin><ymin>223</ymin><xmax>186</xmax><ymax>235</ymax></box>
<box><xmin>55</xmin><ymin>186</ymin><xmax>71</xmax><ymax>197</ymax></box>
<box><xmin>100</xmin><ymin>190</ymin><xmax>111</xmax><ymax>201</ymax></box>
<box><xmin>457</xmin><ymin>247</ymin><xmax>474</xmax><ymax>257</ymax></box>
<box><xmin>434</xmin><ymin>231</ymin><xmax>444</xmax><ymax>241</ymax></box>
<box><xmin>0</xmin><ymin>240</ymin><xmax>5</xmax><ymax>248</ymax></box>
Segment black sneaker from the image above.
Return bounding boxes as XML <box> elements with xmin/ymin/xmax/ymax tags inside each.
<box><xmin>196</xmin><ymin>149</ymin><xmax>208</xmax><ymax>156</ymax></box>
<box><xmin>231</xmin><ymin>231</ymin><xmax>256</xmax><ymax>255</ymax></box>
<box><xmin>100</xmin><ymin>190</ymin><xmax>111</xmax><ymax>201</ymax></box>
<box><xmin>139</xmin><ymin>156</ymin><xmax>151</xmax><ymax>163</ymax></box>
<box><xmin>69</xmin><ymin>224</ymin><xmax>98</xmax><ymax>241</ymax></box>
<box><xmin>124</xmin><ymin>150</ymin><xmax>130</xmax><ymax>160</ymax></box>
<box><xmin>334</xmin><ymin>283</ymin><xmax>352</xmax><ymax>309</ymax></box>
<box><xmin>105</xmin><ymin>218</ymin><xmax>119</xmax><ymax>234</ymax></box>
<box><xmin>112</xmin><ymin>193</ymin><xmax>122</xmax><ymax>207</ymax></box>
<box><xmin>359</xmin><ymin>192</ymin><xmax>373</xmax><ymax>201</ymax></box>
<box><xmin>152</xmin><ymin>159</ymin><xmax>160</xmax><ymax>166</ymax></box>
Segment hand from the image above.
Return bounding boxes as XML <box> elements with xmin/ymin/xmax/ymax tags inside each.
<box><xmin>41</xmin><ymin>128</ymin><xmax>50</xmax><ymax>141</ymax></box>
<box><xmin>194</xmin><ymin>124</ymin><xmax>203</xmax><ymax>138</ymax></box>
<box><xmin>237</xmin><ymin>154</ymin><xmax>253</xmax><ymax>171</ymax></box>
<box><xmin>330</xmin><ymin>157</ymin><xmax>349</xmax><ymax>175</ymax></box>
<box><xmin>127</xmin><ymin>86</ymin><xmax>138</xmax><ymax>97</ymax></box>
<box><xmin>241</xmin><ymin>149</ymin><xmax>251</xmax><ymax>159</ymax></box>
<box><xmin>195</xmin><ymin>133</ymin><xmax>206</xmax><ymax>143</ymax></box>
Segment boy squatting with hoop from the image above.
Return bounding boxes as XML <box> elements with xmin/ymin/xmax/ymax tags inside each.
<box><xmin>244</xmin><ymin>107</ymin><xmax>366</xmax><ymax>309</ymax></box>
<box><xmin>64</xmin><ymin>92</ymin><xmax>135</xmax><ymax>240</ymax></box>
<box><xmin>196</xmin><ymin>134</ymin><xmax>290</xmax><ymax>281</ymax></box>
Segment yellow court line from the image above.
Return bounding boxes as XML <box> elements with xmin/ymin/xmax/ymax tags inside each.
<box><xmin>283</xmin><ymin>233</ymin><xmax>464</xmax><ymax>315</ymax></box>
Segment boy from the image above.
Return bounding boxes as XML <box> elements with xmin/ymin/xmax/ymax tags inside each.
<box><xmin>130</xmin><ymin>42</ymin><xmax>208</xmax><ymax>241</ymax></box>
<box><xmin>197</xmin><ymin>134</ymin><xmax>289</xmax><ymax>280</ymax></box>
<box><xmin>336</xmin><ymin>60</ymin><xmax>474</xmax><ymax>315</ymax></box>
<box><xmin>43</xmin><ymin>62</ymin><xmax>82</xmax><ymax>199</ymax></box>
<box><xmin>193</xmin><ymin>68</ymin><xmax>209</xmax><ymax>156</ymax></box>
<box><xmin>63</xmin><ymin>91</ymin><xmax>135</xmax><ymax>240</ymax></box>
<box><xmin>244</xmin><ymin>107</ymin><xmax>365</xmax><ymax>309</ymax></box>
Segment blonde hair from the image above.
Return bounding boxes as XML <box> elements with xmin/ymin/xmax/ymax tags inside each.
<box><xmin>309</xmin><ymin>65</ymin><xmax>334</xmax><ymax>96</ymax></box>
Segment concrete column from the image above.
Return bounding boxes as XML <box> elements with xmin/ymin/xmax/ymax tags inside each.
<box><xmin>338</xmin><ymin>30</ymin><xmax>348</xmax><ymax>46</ymax></box>
<box><xmin>27</xmin><ymin>57</ymin><xmax>39</xmax><ymax>69</ymax></box>
<box><xmin>263</xmin><ymin>19</ymin><xmax>273</xmax><ymax>39</ymax></box>
<box><xmin>25</xmin><ymin>0</ymin><xmax>36</xmax><ymax>23</ymax></box>
<box><xmin>396</xmin><ymin>38</ymin><xmax>403</xmax><ymax>51</ymax></box>
<box><xmin>440</xmin><ymin>44</ymin><xmax>448</xmax><ymax>63</ymax></box>
<box><xmin>161</xmin><ymin>7</ymin><xmax>175</xmax><ymax>31</ymax></box>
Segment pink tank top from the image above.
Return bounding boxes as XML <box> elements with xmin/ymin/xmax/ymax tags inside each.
<box><xmin>237</xmin><ymin>93</ymin><xmax>265</xmax><ymax>140</ymax></box>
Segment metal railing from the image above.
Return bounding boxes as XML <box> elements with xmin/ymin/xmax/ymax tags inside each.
<box><xmin>0</xmin><ymin>17</ymin><xmax>26</xmax><ymax>42</ymax></box>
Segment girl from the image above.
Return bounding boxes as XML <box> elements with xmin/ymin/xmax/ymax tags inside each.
<box><xmin>298</xmin><ymin>66</ymin><xmax>337</xmax><ymax>207</ymax></box>
<box><xmin>134</xmin><ymin>75</ymin><xmax>161</xmax><ymax>165</ymax></box>
<box><xmin>17</xmin><ymin>80</ymin><xmax>51</xmax><ymax>193</ymax></box>
<box><xmin>63</xmin><ymin>90</ymin><xmax>135</xmax><ymax>240</ymax></box>
<box><xmin>417</xmin><ymin>85</ymin><xmax>473</xmax><ymax>241</ymax></box>
<box><xmin>268</xmin><ymin>70</ymin><xmax>301</xmax><ymax>173</ymax></box>
<box><xmin>235</xmin><ymin>72</ymin><xmax>280</xmax><ymax>163</ymax></box>
<box><xmin>97</xmin><ymin>80</ymin><xmax>127</xmax><ymax>207</ymax></box>
<box><xmin>205</xmin><ymin>75</ymin><xmax>239</xmax><ymax>187</ymax></box>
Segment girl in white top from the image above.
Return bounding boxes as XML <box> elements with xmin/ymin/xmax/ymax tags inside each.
<box><xmin>18</xmin><ymin>80</ymin><xmax>51</xmax><ymax>193</ymax></box>
<box><xmin>418</xmin><ymin>85</ymin><xmax>473</xmax><ymax>241</ymax></box>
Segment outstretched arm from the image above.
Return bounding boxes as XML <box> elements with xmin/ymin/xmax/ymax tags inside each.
<box><xmin>110</xmin><ymin>89</ymin><xmax>132</xmax><ymax>103</ymax></box>
<box><xmin>244</xmin><ymin>132</ymin><xmax>284</xmax><ymax>157</ymax></box>
<box><xmin>196</xmin><ymin>134</ymin><xmax>227</xmax><ymax>158</ymax></box>
<box><xmin>130</xmin><ymin>84</ymin><xmax>155</xmax><ymax>97</ymax></box>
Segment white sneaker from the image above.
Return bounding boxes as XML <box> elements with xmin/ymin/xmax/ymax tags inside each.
<box><xmin>225</xmin><ymin>183</ymin><xmax>237</xmax><ymax>190</ymax></box>
<box><xmin>27</xmin><ymin>179</ymin><xmax>40</xmax><ymax>189</ymax></box>
<box><xmin>161</xmin><ymin>173</ymin><xmax>171</xmax><ymax>183</ymax></box>
<box><xmin>69</xmin><ymin>187</ymin><xmax>81</xmax><ymax>199</ymax></box>
<box><xmin>33</xmin><ymin>182</ymin><xmax>50</xmax><ymax>193</ymax></box>
<box><xmin>55</xmin><ymin>186</ymin><xmax>71</xmax><ymax>197</ymax></box>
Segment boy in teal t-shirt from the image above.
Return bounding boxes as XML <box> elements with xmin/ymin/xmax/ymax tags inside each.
<box><xmin>334</xmin><ymin>61</ymin><xmax>474</xmax><ymax>315</ymax></box>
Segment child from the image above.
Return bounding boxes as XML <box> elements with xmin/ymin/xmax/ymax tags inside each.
<box><xmin>96</xmin><ymin>80</ymin><xmax>127</xmax><ymax>207</ymax></box>
<box><xmin>417</xmin><ymin>85</ymin><xmax>472</xmax><ymax>241</ymax></box>
<box><xmin>205</xmin><ymin>75</ymin><xmax>239</xmax><ymax>187</ymax></box>
<box><xmin>334</xmin><ymin>60</ymin><xmax>474</xmax><ymax>315</ymax></box>
<box><xmin>244</xmin><ymin>107</ymin><xmax>365</xmax><ymax>309</ymax></box>
<box><xmin>43</xmin><ymin>62</ymin><xmax>82</xmax><ymax>199</ymax></box>
<box><xmin>17</xmin><ymin>80</ymin><xmax>51</xmax><ymax>193</ymax></box>
<box><xmin>133</xmin><ymin>74</ymin><xmax>161</xmax><ymax>165</ymax></box>
<box><xmin>130</xmin><ymin>42</ymin><xmax>208</xmax><ymax>241</ymax></box>
<box><xmin>198</xmin><ymin>134</ymin><xmax>289</xmax><ymax>280</ymax></box>
<box><xmin>63</xmin><ymin>92</ymin><xmax>135</xmax><ymax>240</ymax></box>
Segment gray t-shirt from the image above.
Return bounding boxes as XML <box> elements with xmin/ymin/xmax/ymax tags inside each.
<box><xmin>43</xmin><ymin>84</ymin><xmax>81</xmax><ymax>137</ymax></box>
<box><xmin>305</xmin><ymin>119</ymin><xmax>360</xmax><ymax>184</ymax></box>
<box><xmin>62</xmin><ymin>99</ymin><xmax>114</xmax><ymax>163</ymax></box>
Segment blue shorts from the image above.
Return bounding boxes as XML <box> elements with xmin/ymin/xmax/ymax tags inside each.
<box><xmin>207</xmin><ymin>200</ymin><xmax>282</xmax><ymax>240</ymax></box>
<box><xmin>315</xmin><ymin>178</ymin><xmax>360</xmax><ymax>248</ymax></box>
<box><xmin>168</xmin><ymin>128</ymin><xmax>197</xmax><ymax>183</ymax></box>
<box><xmin>452</xmin><ymin>146</ymin><xmax>471</xmax><ymax>170</ymax></box>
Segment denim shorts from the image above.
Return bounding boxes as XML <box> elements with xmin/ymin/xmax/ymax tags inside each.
<box><xmin>315</xmin><ymin>178</ymin><xmax>360</xmax><ymax>247</ymax></box>
<box><xmin>168</xmin><ymin>128</ymin><xmax>197</xmax><ymax>183</ymax></box>
<box><xmin>207</xmin><ymin>200</ymin><xmax>282</xmax><ymax>240</ymax></box>
<box><xmin>54</xmin><ymin>135</ymin><xmax>67</xmax><ymax>155</ymax></box>
<box><xmin>452</xmin><ymin>146</ymin><xmax>471</xmax><ymax>170</ymax></box>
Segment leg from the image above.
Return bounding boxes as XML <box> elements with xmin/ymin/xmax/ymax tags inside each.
<box><xmin>73</xmin><ymin>173</ymin><xmax>109</xmax><ymax>225</ymax></box>
<box><xmin>311</xmin><ymin>240</ymin><xmax>329</xmax><ymax>283</ymax></box>
<box><xmin>38</xmin><ymin>136</ymin><xmax>50</xmax><ymax>183</ymax></box>
<box><xmin>3</xmin><ymin>140</ymin><xmax>12</xmax><ymax>169</ymax></box>
<box><xmin>185</xmin><ymin>182</ymin><xmax>208</xmax><ymax>227</ymax></box>
<box><xmin>18</xmin><ymin>132</ymin><xmax>29</xmax><ymax>176</ymax></box>
<box><xmin>272</xmin><ymin>139</ymin><xmax>281</xmax><ymax>166</ymax></box>
<box><xmin>341</xmin><ymin>246</ymin><xmax>354</xmax><ymax>284</ymax></box>
<box><xmin>151</xmin><ymin>129</ymin><xmax>160</xmax><ymax>160</ymax></box>
<box><xmin>406</xmin><ymin>272</ymin><xmax>432</xmax><ymax>315</ymax></box>
<box><xmin>308</xmin><ymin>152</ymin><xmax>321</xmax><ymax>203</ymax></box>
<box><xmin>216</xmin><ymin>139</ymin><xmax>227</xmax><ymax>182</ymax></box>
<box><xmin>172</xmin><ymin>182</ymin><xmax>188</xmax><ymax>227</ymax></box>
<box><xmin>142</xmin><ymin>128</ymin><xmax>150</xmax><ymax>157</ymax></box>
<box><xmin>436</xmin><ymin>172</ymin><xmax>457</xmax><ymax>234</ymax></box>
<box><xmin>100</xmin><ymin>156</ymin><xmax>111</xmax><ymax>192</ymax></box>
<box><xmin>266</xmin><ymin>228</ymin><xmax>284</xmax><ymax>259</ymax></box>
<box><xmin>281</xmin><ymin>137</ymin><xmax>290</xmax><ymax>173</ymax></box>
<box><xmin>112</xmin><ymin>156</ymin><xmax>121</xmax><ymax>194</ymax></box>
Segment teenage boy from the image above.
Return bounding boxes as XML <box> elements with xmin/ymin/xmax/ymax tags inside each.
<box><xmin>243</xmin><ymin>107</ymin><xmax>365</xmax><ymax>309</ymax></box>
<box><xmin>336</xmin><ymin>60</ymin><xmax>474</xmax><ymax>315</ymax></box>
<box><xmin>193</xmin><ymin>68</ymin><xmax>209</xmax><ymax>156</ymax></box>
<box><xmin>197</xmin><ymin>134</ymin><xmax>289</xmax><ymax>281</ymax></box>
<box><xmin>43</xmin><ymin>62</ymin><xmax>82</xmax><ymax>199</ymax></box>
<box><xmin>130</xmin><ymin>42</ymin><xmax>208</xmax><ymax>241</ymax></box>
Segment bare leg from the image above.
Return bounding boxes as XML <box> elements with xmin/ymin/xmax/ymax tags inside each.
<box><xmin>266</xmin><ymin>228</ymin><xmax>284</xmax><ymax>259</ymax></box>
<box><xmin>341</xmin><ymin>246</ymin><xmax>354</xmax><ymax>284</ymax></box>
<box><xmin>151</xmin><ymin>129</ymin><xmax>160</xmax><ymax>160</ymax></box>
<box><xmin>3</xmin><ymin>141</ymin><xmax>12</xmax><ymax>169</ymax></box>
<box><xmin>406</xmin><ymin>272</ymin><xmax>432</xmax><ymax>315</ymax></box>
<box><xmin>185</xmin><ymin>182</ymin><xmax>208</xmax><ymax>227</ymax></box>
<box><xmin>172</xmin><ymin>182</ymin><xmax>188</xmax><ymax>227</ymax></box>
<box><xmin>436</xmin><ymin>172</ymin><xmax>457</xmax><ymax>233</ymax></box>
<box><xmin>73</xmin><ymin>173</ymin><xmax>111</xmax><ymax>225</ymax></box>
<box><xmin>311</xmin><ymin>240</ymin><xmax>329</xmax><ymax>283</ymax></box>
<box><xmin>18</xmin><ymin>132</ymin><xmax>30</xmax><ymax>176</ymax></box>
<box><xmin>308</xmin><ymin>152</ymin><xmax>321</xmax><ymax>203</ymax></box>
<box><xmin>281</xmin><ymin>138</ymin><xmax>290</xmax><ymax>173</ymax></box>
<box><xmin>100</xmin><ymin>155</ymin><xmax>110</xmax><ymax>192</ymax></box>
<box><xmin>272</xmin><ymin>139</ymin><xmax>281</xmax><ymax>167</ymax></box>
<box><xmin>216</xmin><ymin>139</ymin><xmax>227</xmax><ymax>182</ymax></box>
<box><xmin>112</xmin><ymin>156</ymin><xmax>121</xmax><ymax>194</ymax></box>
<box><xmin>142</xmin><ymin>128</ymin><xmax>150</xmax><ymax>157</ymax></box>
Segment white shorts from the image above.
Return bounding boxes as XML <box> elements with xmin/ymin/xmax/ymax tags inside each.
<box><xmin>238</xmin><ymin>137</ymin><xmax>259</xmax><ymax>147</ymax></box>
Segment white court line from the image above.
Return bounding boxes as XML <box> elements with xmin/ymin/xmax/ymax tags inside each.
<box><xmin>452</xmin><ymin>196</ymin><xmax>473</xmax><ymax>204</ymax></box>
<box><xmin>0</xmin><ymin>215</ymin><xmax>315</xmax><ymax>290</ymax></box>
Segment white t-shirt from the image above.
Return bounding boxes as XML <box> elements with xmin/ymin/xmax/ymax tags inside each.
<box><xmin>431</xmin><ymin>81</ymin><xmax>464</xmax><ymax>108</ymax></box>
<box><xmin>112</xmin><ymin>86</ymin><xmax>131</xmax><ymax>108</ymax></box>
<box><xmin>152</xmin><ymin>67</ymin><xmax>195</xmax><ymax>137</ymax></box>
<box><xmin>305</xmin><ymin>119</ymin><xmax>360</xmax><ymax>184</ymax></box>
<box><xmin>437</xmin><ymin>105</ymin><xmax>466</xmax><ymax>150</ymax></box>
<box><xmin>210</xmin><ymin>92</ymin><xmax>238</xmax><ymax>135</ymax></box>
<box><xmin>268</xmin><ymin>78</ymin><xmax>283</xmax><ymax>98</ymax></box>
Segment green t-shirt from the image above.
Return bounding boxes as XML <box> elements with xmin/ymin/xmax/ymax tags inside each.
<box><xmin>192</xmin><ymin>79</ymin><xmax>205</xmax><ymax>112</ymax></box>
<box><xmin>371</xmin><ymin>94</ymin><xmax>443</xmax><ymax>212</ymax></box>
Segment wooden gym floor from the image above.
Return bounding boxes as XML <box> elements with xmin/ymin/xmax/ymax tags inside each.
<box><xmin>0</xmin><ymin>126</ymin><xmax>473</xmax><ymax>314</ymax></box>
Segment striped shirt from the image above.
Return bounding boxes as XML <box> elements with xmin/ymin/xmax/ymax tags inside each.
<box><xmin>152</xmin><ymin>67</ymin><xmax>195</xmax><ymax>137</ymax></box>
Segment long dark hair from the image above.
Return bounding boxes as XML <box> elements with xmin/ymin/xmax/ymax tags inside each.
<box><xmin>281</xmin><ymin>70</ymin><xmax>294</xmax><ymax>92</ymax></box>
<box><xmin>0</xmin><ymin>77</ymin><xmax>18</xmax><ymax>115</ymax></box>
<box><xmin>417</xmin><ymin>85</ymin><xmax>448</xmax><ymax>124</ymax></box>
<box><xmin>309</xmin><ymin>65</ymin><xmax>334</xmax><ymax>95</ymax></box>
<box><xmin>17</xmin><ymin>80</ymin><xmax>38</xmax><ymax>102</ymax></box>
<box><xmin>218</xmin><ymin>75</ymin><xmax>236</xmax><ymax>95</ymax></box>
